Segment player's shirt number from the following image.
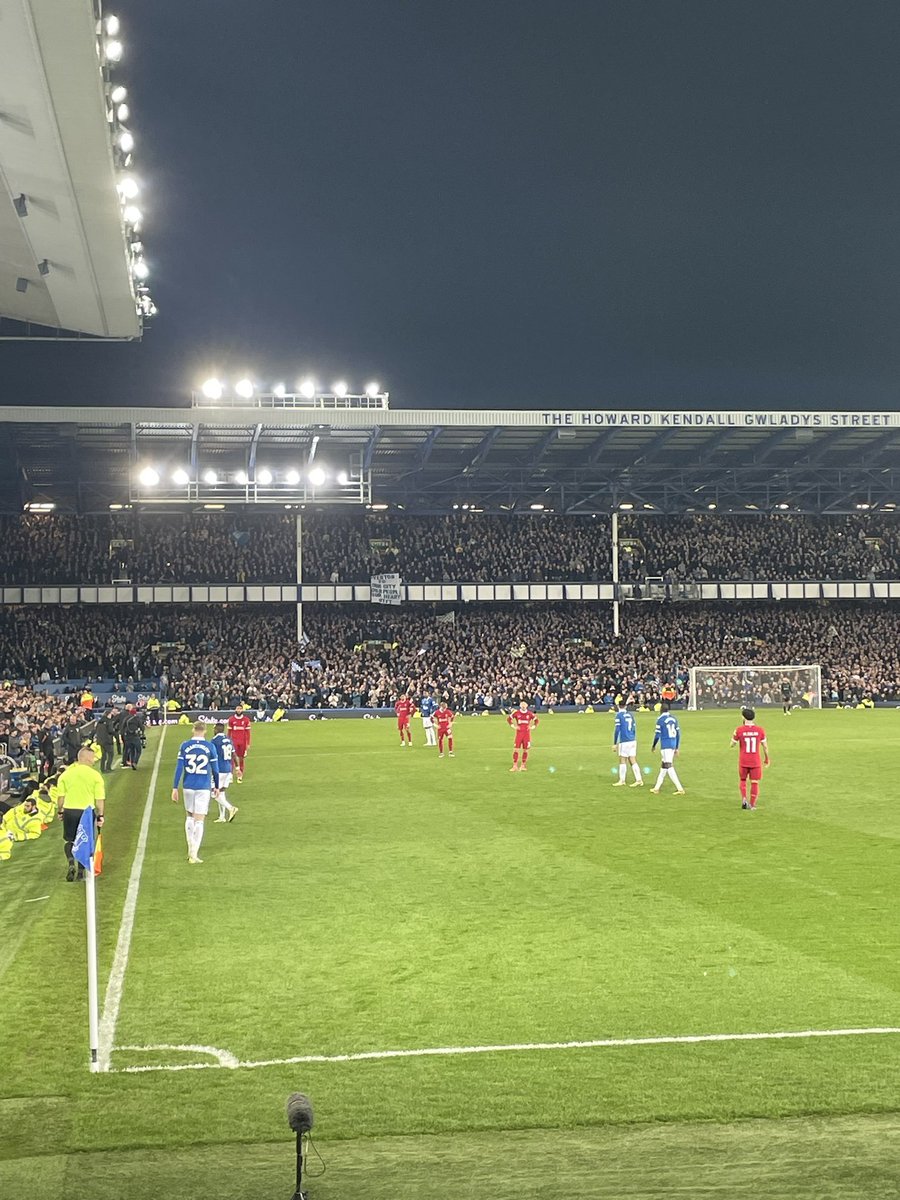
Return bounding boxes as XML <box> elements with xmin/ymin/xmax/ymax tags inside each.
<box><xmin>185</xmin><ymin>751</ymin><xmax>210</xmax><ymax>774</ymax></box>
<box><xmin>740</xmin><ymin>734</ymin><xmax>758</xmax><ymax>754</ymax></box>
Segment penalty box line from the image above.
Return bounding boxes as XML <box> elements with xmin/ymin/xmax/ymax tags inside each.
<box><xmin>113</xmin><ymin>1025</ymin><xmax>900</xmax><ymax>1074</ymax></box>
<box><xmin>98</xmin><ymin>725</ymin><xmax>168</xmax><ymax>1073</ymax></box>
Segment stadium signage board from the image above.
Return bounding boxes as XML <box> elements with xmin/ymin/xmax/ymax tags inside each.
<box><xmin>540</xmin><ymin>410</ymin><xmax>895</xmax><ymax>428</ymax></box>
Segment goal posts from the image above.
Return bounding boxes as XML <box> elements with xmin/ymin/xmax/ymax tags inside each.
<box><xmin>687</xmin><ymin>665</ymin><xmax>822</xmax><ymax>711</ymax></box>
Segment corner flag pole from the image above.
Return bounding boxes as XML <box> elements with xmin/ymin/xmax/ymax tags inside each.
<box><xmin>85</xmin><ymin>845</ymin><xmax>100</xmax><ymax>1071</ymax></box>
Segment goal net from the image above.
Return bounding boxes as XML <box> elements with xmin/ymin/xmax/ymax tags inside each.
<box><xmin>687</xmin><ymin>664</ymin><xmax>822</xmax><ymax>711</ymax></box>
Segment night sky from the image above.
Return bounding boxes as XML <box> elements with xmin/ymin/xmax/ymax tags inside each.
<box><xmin>7</xmin><ymin>0</ymin><xmax>900</xmax><ymax>410</ymax></box>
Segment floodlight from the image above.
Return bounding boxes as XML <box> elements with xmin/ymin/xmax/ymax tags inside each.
<box><xmin>172</xmin><ymin>468</ymin><xmax>190</xmax><ymax>486</ymax></box>
<box><xmin>116</xmin><ymin>103</ymin><xmax>130</xmax><ymax>122</ymax></box>
<box><xmin>365</xmin><ymin>381</ymin><xmax>380</xmax><ymax>398</ymax></box>
<box><xmin>133</xmin><ymin>259</ymin><xmax>149</xmax><ymax>280</ymax></box>
<box><xmin>332</xmin><ymin>380</ymin><xmax>348</xmax><ymax>398</ymax></box>
<box><xmin>336</xmin><ymin>470</ymin><xmax>349</xmax><ymax>486</ymax></box>
<box><xmin>299</xmin><ymin>378</ymin><xmax>316</xmax><ymax>399</ymax></box>
<box><xmin>235</xmin><ymin>470</ymin><xmax>248</xmax><ymax>486</ymax></box>
<box><xmin>257</xmin><ymin>468</ymin><xmax>273</xmax><ymax>485</ymax></box>
<box><xmin>309</xmin><ymin>467</ymin><xmax>326</xmax><ymax>488</ymax></box>
<box><xmin>202</xmin><ymin>469</ymin><xmax>218</xmax><ymax>485</ymax></box>
<box><xmin>529</xmin><ymin>503</ymin><xmax>545</xmax><ymax>511</ymax></box>
<box><xmin>234</xmin><ymin>378</ymin><xmax>254</xmax><ymax>399</ymax></box>
<box><xmin>201</xmin><ymin>378</ymin><xmax>223</xmax><ymax>400</ymax></box>
<box><xmin>117</xmin><ymin>130</ymin><xmax>134</xmax><ymax>153</ymax></box>
<box><xmin>273</xmin><ymin>382</ymin><xmax>286</xmax><ymax>398</ymax></box>
<box><xmin>707</xmin><ymin>502</ymin><xmax>717</xmax><ymax>510</ymax></box>
<box><xmin>285</xmin><ymin>469</ymin><xmax>301</xmax><ymax>486</ymax></box>
<box><xmin>105</xmin><ymin>39</ymin><xmax>123</xmax><ymax>62</ymax></box>
<box><xmin>110</xmin><ymin>85</ymin><xmax>127</xmax><ymax>103</ymax></box>
<box><xmin>618</xmin><ymin>502</ymin><xmax>634</xmax><ymax>510</ymax></box>
<box><xmin>104</xmin><ymin>14</ymin><xmax>121</xmax><ymax>36</ymax></box>
<box><xmin>123</xmin><ymin>205</ymin><xmax>142</xmax><ymax>225</ymax></box>
<box><xmin>138</xmin><ymin>467</ymin><xmax>159</xmax><ymax>487</ymax></box>
<box><xmin>118</xmin><ymin>177</ymin><xmax>138</xmax><ymax>200</ymax></box>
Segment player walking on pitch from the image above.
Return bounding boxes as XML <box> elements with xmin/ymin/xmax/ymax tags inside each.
<box><xmin>172</xmin><ymin>721</ymin><xmax>220</xmax><ymax>863</ymax></box>
<box><xmin>395</xmin><ymin>693</ymin><xmax>416</xmax><ymax>747</ymax></box>
<box><xmin>650</xmin><ymin>702</ymin><xmax>685</xmax><ymax>794</ymax></box>
<box><xmin>508</xmin><ymin>700</ymin><xmax>539</xmax><ymax>771</ymax></box>
<box><xmin>731</xmin><ymin>706</ymin><xmax>769</xmax><ymax>810</ymax></box>
<box><xmin>227</xmin><ymin>706</ymin><xmax>252</xmax><ymax>782</ymax></box>
<box><xmin>211</xmin><ymin>723</ymin><xmax>239</xmax><ymax>823</ymax></box>
<box><xmin>612</xmin><ymin>699</ymin><xmax>643</xmax><ymax>786</ymax></box>
<box><xmin>435</xmin><ymin>701</ymin><xmax>455</xmax><ymax>757</ymax></box>
<box><xmin>420</xmin><ymin>692</ymin><xmax>438</xmax><ymax>746</ymax></box>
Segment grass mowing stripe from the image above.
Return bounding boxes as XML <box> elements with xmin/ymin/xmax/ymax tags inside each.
<box><xmin>98</xmin><ymin>726</ymin><xmax>167</xmax><ymax>1073</ymax></box>
<box><xmin>114</xmin><ymin>1025</ymin><xmax>900</xmax><ymax>1072</ymax></box>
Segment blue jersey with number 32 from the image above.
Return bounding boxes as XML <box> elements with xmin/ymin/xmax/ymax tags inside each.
<box><xmin>173</xmin><ymin>737</ymin><xmax>220</xmax><ymax>789</ymax></box>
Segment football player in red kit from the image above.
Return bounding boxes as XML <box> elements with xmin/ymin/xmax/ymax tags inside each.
<box><xmin>395</xmin><ymin>694</ymin><xmax>415</xmax><ymax>747</ymax></box>
<box><xmin>227</xmin><ymin>706</ymin><xmax>252</xmax><ymax>782</ymax></box>
<box><xmin>731</xmin><ymin>706</ymin><xmax>770</xmax><ymax>810</ymax></box>
<box><xmin>507</xmin><ymin>700</ymin><xmax>539</xmax><ymax>772</ymax></box>
<box><xmin>435</xmin><ymin>701</ymin><xmax>455</xmax><ymax>758</ymax></box>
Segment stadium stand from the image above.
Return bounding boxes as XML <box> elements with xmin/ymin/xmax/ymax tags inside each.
<box><xmin>0</xmin><ymin>511</ymin><xmax>898</xmax><ymax>584</ymax></box>
<box><xmin>0</xmin><ymin>601</ymin><xmax>893</xmax><ymax>709</ymax></box>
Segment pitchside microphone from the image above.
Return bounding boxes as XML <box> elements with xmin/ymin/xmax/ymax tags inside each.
<box><xmin>286</xmin><ymin>1093</ymin><xmax>314</xmax><ymax>1198</ymax></box>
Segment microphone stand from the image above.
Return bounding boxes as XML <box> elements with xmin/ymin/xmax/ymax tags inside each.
<box><xmin>290</xmin><ymin>1130</ymin><xmax>308</xmax><ymax>1200</ymax></box>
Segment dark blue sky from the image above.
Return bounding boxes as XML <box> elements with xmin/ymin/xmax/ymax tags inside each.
<box><xmin>8</xmin><ymin>0</ymin><xmax>900</xmax><ymax>409</ymax></box>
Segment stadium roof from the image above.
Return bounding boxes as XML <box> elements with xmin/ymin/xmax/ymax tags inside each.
<box><xmin>0</xmin><ymin>1</ymin><xmax>148</xmax><ymax>338</ymax></box>
<box><xmin>1</xmin><ymin>403</ymin><xmax>899</xmax><ymax>515</ymax></box>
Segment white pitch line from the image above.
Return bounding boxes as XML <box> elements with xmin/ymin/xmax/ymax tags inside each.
<box><xmin>98</xmin><ymin>726</ymin><xmax>167</xmax><ymax>1073</ymax></box>
<box><xmin>24</xmin><ymin>895</ymin><xmax>49</xmax><ymax>903</ymax></box>
<box><xmin>113</xmin><ymin>1025</ymin><xmax>900</xmax><ymax>1074</ymax></box>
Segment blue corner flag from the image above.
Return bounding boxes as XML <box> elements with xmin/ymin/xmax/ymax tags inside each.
<box><xmin>72</xmin><ymin>807</ymin><xmax>95</xmax><ymax>871</ymax></box>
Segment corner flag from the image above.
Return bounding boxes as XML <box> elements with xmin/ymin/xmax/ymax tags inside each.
<box><xmin>72</xmin><ymin>807</ymin><xmax>95</xmax><ymax>871</ymax></box>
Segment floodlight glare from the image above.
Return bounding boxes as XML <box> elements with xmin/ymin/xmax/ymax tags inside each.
<box><xmin>285</xmin><ymin>469</ymin><xmax>301</xmax><ymax>486</ymax></box>
<box><xmin>123</xmin><ymin>205</ymin><xmax>142</xmax><ymax>225</ymax></box>
<box><xmin>336</xmin><ymin>470</ymin><xmax>349</xmax><ymax>486</ymax></box>
<box><xmin>105</xmin><ymin>39</ymin><xmax>124</xmax><ymax>63</ymax></box>
<box><xmin>365</xmin><ymin>381</ymin><xmax>380</xmax><ymax>398</ymax></box>
<box><xmin>110</xmin><ymin>85</ymin><xmax>127</xmax><ymax>103</ymax></box>
<box><xmin>202</xmin><ymin>469</ymin><xmax>218</xmax><ymax>485</ymax></box>
<box><xmin>332</xmin><ymin>380</ymin><xmax>348</xmax><ymax>398</ymax></box>
<box><xmin>117</xmin><ymin>130</ymin><xmax>134</xmax><ymax>153</ymax></box>
<box><xmin>273</xmin><ymin>382</ymin><xmax>286</xmax><ymax>398</ymax></box>
<box><xmin>299</xmin><ymin>378</ymin><xmax>316</xmax><ymax>399</ymax></box>
<box><xmin>172</xmin><ymin>468</ymin><xmax>190</xmax><ymax>486</ymax></box>
<box><xmin>257</xmin><ymin>468</ymin><xmax>273</xmax><ymax>485</ymax></box>
<box><xmin>104</xmin><ymin>14</ymin><xmax>121</xmax><ymax>36</ymax></box>
<box><xmin>201</xmin><ymin>378</ymin><xmax>223</xmax><ymax>400</ymax></box>
<box><xmin>118</xmin><ymin>176</ymin><xmax>139</xmax><ymax>199</ymax></box>
<box><xmin>530</xmin><ymin>503</ymin><xmax>545</xmax><ymax>511</ymax></box>
<box><xmin>116</xmin><ymin>103</ymin><xmax>130</xmax><ymax>122</ymax></box>
<box><xmin>133</xmin><ymin>259</ymin><xmax>149</xmax><ymax>280</ymax></box>
<box><xmin>234</xmin><ymin>378</ymin><xmax>254</xmax><ymax>399</ymax></box>
<box><xmin>235</xmin><ymin>470</ymin><xmax>248</xmax><ymax>486</ymax></box>
<box><xmin>309</xmin><ymin>467</ymin><xmax>326</xmax><ymax>487</ymax></box>
<box><xmin>138</xmin><ymin>467</ymin><xmax>159</xmax><ymax>487</ymax></box>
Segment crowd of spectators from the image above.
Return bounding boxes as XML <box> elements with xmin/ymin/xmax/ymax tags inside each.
<box><xmin>0</xmin><ymin>683</ymin><xmax>81</xmax><ymax>773</ymax></box>
<box><xmin>0</xmin><ymin>600</ymin><xmax>896</xmax><ymax>710</ymax></box>
<box><xmin>0</xmin><ymin>512</ymin><xmax>899</xmax><ymax>585</ymax></box>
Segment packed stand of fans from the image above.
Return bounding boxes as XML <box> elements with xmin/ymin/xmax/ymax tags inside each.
<box><xmin>0</xmin><ymin>511</ymin><xmax>899</xmax><ymax>585</ymax></box>
<box><xmin>0</xmin><ymin>601</ymin><xmax>895</xmax><ymax>711</ymax></box>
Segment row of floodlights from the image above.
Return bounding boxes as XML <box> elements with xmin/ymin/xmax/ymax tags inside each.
<box><xmin>137</xmin><ymin>466</ymin><xmax>350</xmax><ymax>488</ymax></box>
<box><xmin>200</xmin><ymin>378</ymin><xmax>382</xmax><ymax>401</ymax></box>
<box><xmin>100</xmin><ymin>15</ymin><xmax>154</xmax><ymax>310</ymax></box>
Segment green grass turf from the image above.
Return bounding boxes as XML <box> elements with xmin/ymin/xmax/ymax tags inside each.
<box><xmin>2</xmin><ymin>709</ymin><xmax>898</xmax><ymax>1196</ymax></box>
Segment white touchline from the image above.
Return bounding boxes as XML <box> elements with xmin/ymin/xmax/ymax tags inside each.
<box><xmin>112</xmin><ymin>1025</ymin><xmax>900</xmax><ymax>1074</ymax></box>
<box><xmin>98</xmin><ymin>726</ymin><xmax>168</xmax><ymax>1073</ymax></box>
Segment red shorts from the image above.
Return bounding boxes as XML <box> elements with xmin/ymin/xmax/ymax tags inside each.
<box><xmin>514</xmin><ymin>734</ymin><xmax>531</xmax><ymax>749</ymax></box>
<box><xmin>232</xmin><ymin>742</ymin><xmax>248</xmax><ymax>757</ymax></box>
<box><xmin>739</xmin><ymin>763</ymin><xmax>762</xmax><ymax>782</ymax></box>
<box><xmin>397</xmin><ymin>718</ymin><xmax>410</xmax><ymax>729</ymax></box>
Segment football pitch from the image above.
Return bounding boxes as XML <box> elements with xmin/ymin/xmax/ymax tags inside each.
<box><xmin>2</xmin><ymin>709</ymin><xmax>899</xmax><ymax>1198</ymax></box>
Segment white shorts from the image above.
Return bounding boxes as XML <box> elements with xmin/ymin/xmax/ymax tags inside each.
<box><xmin>183</xmin><ymin>788</ymin><xmax>211</xmax><ymax>816</ymax></box>
<box><xmin>661</xmin><ymin>752</ymin><xmax>675</xmax><ymax>767</ymax></box>
<box><xmin>218</xmin><ymin>774</ymin><xmax>232</xmax><ymax>790</ymax></box>
<box><xmin>617</xmin><ymin>741</ymin><xmax>637</xmax><ymax>758</ymax></box>
<box><xmin>422</xmin><ymin>716</ymin><xmax>434</xmax><ymax>728</ymax></box>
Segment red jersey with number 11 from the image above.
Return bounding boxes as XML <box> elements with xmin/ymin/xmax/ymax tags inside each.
<box><xmin>732</xmin><ymin>723</ymin><xmax>766</xmax><ymax>767</ymax></box>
